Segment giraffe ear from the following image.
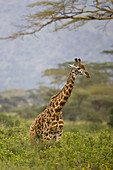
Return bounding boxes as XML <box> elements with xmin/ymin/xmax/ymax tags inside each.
<box><xmin>78</xmin><ymin>58</ymin><xmax>81</xmax><ymax>64</ymax></box>
<box><xmin>75</xmin><ymin>58</ymin><xmax>78</xmax><ymax>64</ymax></box>
<box><xmin>69</xmin><ymin>64</ymin><xmax>76</xmax><ymax>68</ymax></box>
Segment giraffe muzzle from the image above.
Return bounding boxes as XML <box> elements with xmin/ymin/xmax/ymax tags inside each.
<box><xmin>85</xmin><ymin>72</ymin><xmax>90</xmax><ymax>78</ymax></box>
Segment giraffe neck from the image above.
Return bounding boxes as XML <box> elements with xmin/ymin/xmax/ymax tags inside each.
<box><xmin>49</xmin><ymin>69</ymin><xmax>76</xmax><ymax>113</ymax></box>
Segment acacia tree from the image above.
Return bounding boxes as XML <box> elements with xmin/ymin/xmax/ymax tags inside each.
<box><xmin>101</xmin><ymin>45</ymin><xmax>113</xmax><ymax>55</ymax></box>
<box><xmin>43</xmin><ymin>61</ymin><xmax>113</xmax><ymax>88</ymax></box>
<box><xmin>0</xmin><ymin>0</ymin><xmax>113</xmax><ymax>39</ymax></box>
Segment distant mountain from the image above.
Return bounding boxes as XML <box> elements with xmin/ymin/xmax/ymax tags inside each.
<box><xmin>0</xmin><ymin>0</ymin><xmax>113</xmax><ymax>91</ymax></box>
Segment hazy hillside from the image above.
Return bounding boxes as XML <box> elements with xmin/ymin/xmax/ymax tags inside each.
<box><xmin>0</xmin><ymin>89</ymin><xmax>26</xmax><ymax>98</ymax></box>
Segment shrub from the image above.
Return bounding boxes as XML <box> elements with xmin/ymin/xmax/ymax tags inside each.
<box><xmin>12</xmin><ymin>105</ymin><xmax>47</xmax><ymax>119</ymax></box>
<box><xmin>0</xmin><ymin>113</ymin><xmax>20</xmax><ymax>127</ymax></box>
<box><xmin>108</xmin><ymin>106</ymin><xmax>113</xmax><ymax>127</ymax></box>
<box><xmin>0</xmin><ymin>121</ymin><xmax>113</xmax><ymax>170</ymax></box>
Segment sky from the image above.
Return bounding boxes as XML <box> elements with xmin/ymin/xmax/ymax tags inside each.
<box><xmin>0</xmin><ymin>0</ymin><xmax>113</xmax><ymax>91</ymax></box>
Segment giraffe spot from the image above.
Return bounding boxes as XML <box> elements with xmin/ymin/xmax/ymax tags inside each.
<box><xmin>52</xmin><ymin>121</ymin><xmax>57</xmax><ymax>126</ymax></box>
<box><xmin>72</xmin><ymin>76</ymin><xmax>75</xmax><ymax>80</ymax></box>
<box><xmin>47</xmin><ymin>109</ymin><xmax>50</xmax><ymax>112</ymax></box>
<box><xmin>50</xmin><ymin>126</ymin><xmax>57</xmax><ymax>130</ymax></box>
<box><xmin>51</xmin><ymin>117</ymin><xmax>55</xmax><ymax>121</ymax></box>
<box><xmin>55</xmin><ymin>107</ymin><xmax>61</xmax><ymax>112</ymax></box>
<box><xmin>60</xmin><ymin>101</ymin><xmax>66</xmax><ymax>106</ymax></box>
<box><xmin>46</xmin><ymin>128</ymin><xmax>50</xmax><ymax>132</ymax></box>
<box><xmin>42</xmin><ymin>117</ymin><xmax>44</xmax><ymax>122</ymax></box>
<box><xmin>60</xmin><ymin>94</ymin><xmax>63</xmax><ymax>99</ymax></box>
<box><xmin>46</xmin><ymin>114</ymin><xmax>49</xmax><ymax>118</ymax></box>
<box><xmin>60</xmin><ymin>114</ymin><xmax>62</xmax><ymax>119</ymax></box>
<box><xmin>71</xmin><ymin>80</ymin><xmax>74</xmax><ymax>84</ymax></box>
<box><xmin>58</xmin><ymin>98</ymin><xmax>61</xmax><ymax>102</ymax></box>
<box><xmin>59</xmin><ymin>119</ymin><xmax>64</xmax><ymax>124</ymax></box>
<box><xmin>66</xmin><ymin>92</ymin><xmax>69</xmax><ymax>95</ymax></box>
<box><xmin>63</xmin><ymin>88</ymin><xmax>66</xmax><ymax>93</ymax></box>
<box><xmin>65</xmin><ymin>85</ymin><xmax>68</xmax><ymax>89</ymax></box>
<box><xmin>59</xmin><ymin>124</ymin><xmax>64</xmax><ymax>128</ymax></box>
<box><xmin>44</xmin><ymin>123</ymin><xmax>47</xmax><ymax>128</ymax></box>
<box><xmin>36</xmin><ymin>132</ymin><xmax>40</xmax><ymax>138</ymax></box>
<box><xmin>55</xmin><ymin>101</ymin><xmax>58</xmax><ymax>106</ymax></box>
<box><xmin>69</xmin><ymin>84</ymin><xmax>73</xmax><ymax>88</ymax></box>
<box><xmin>47</xmin><ymin>119</ymin><xmax>50</xmax><ymax>125</ymax></box>
<box><xmin>52</xmin><ymin>103</ymin><xmax>55</xmax><ymax>108</ymax></box>
<box><xmin>64</xmin><ymin>96</ymin><xmax>68</xmax><ymax>100</ymax></box>
<box><xmin>50</xmin><ymin>131</ymin><xmax>54</xmax><ymax>135</ymax></box>
<box><xmin>46</xmin><ymin>136</ymin><xmax>50</xmax><ymax>140</ymax></box>
<box><xmin>59</xmin><ymin>133</ymin><xmax>62</xmax><ymax>136</ymax></box>
<box><xmin>51</xmin><ymin>108</ymin><xmax>53</xmax><ymax>112</ymax></box>
<box><xmin>47</xmin><ymin>110</ymin><xmax>51</xmax><ymax>117</ymax></box>
<box><xmin>53</xmin><ymin>124</ymin><xmax>58</xmax><ymax>128</ymax></box>
<box><xmin>51</xmin><ymin>114</ymin><xmax>55</xmax><ymax>120</ymax></box>
<box><xmin>69</xmin><ymin>89</ymin><xmax>71</xmax><ymax>93</ymax></box>
<box><xmin>30</xmin><ymin>126</ymin><xmax>34</xmax><ymax>131</ymax></box>
<box><xmin>35</xmin><ymin>120</ymin><xmax>38</xmax><ymax>124</ymax></box>
<box><xmin>56</xmin><ymin>115</ymin><xmax>59</xmax><ymax>121</ymax></box>
<box><xmin>49</xmin><ymin>101</ymin><xmax>52</xmax><ymax>106</ymax></box>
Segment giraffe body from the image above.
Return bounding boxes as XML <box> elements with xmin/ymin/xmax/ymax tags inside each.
<box><xmin>30</xmin><ymin>58</ymin><xmax>90</xmax><ymax>144</ymax></box>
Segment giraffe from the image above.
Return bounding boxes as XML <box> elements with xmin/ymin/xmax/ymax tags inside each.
<box><xmin>30</xmin><ymin>58</ymin><xmax>90</xmax><ymax>144</ymax></box>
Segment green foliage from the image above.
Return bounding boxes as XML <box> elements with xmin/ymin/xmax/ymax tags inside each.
<box><xmin>89</xmin><ymin>85</ymin><xmax>113</xmax><ymax>96</ymax></box>
<box><xmin>101</xmin><ymin>45</ymin><xmax>113</xmax><ymax>55</ymax></box>
<box><xmin>63</xmin><ymin>121</ymin><xmax>106</xmax><ymax>133</ymax></box>
<box><xmin>0</xmin><ymin>114</ymin><xmax>20</xmax><ymax>127</ymax></box>
<box><xmin>12</xmin><ymin>107</ymin><xmax>35</xmax><ymax>119</ymax></box>
<box><xmin>43</xmin><ymin>61</ymin><xmax>113</xmax><ymax>88</ymax></box>
<box><xmin>12</xmin><ymin>105</ymin><xmax>47</xmax><ymax>119</ymax></box>
<box><xmin>102</xmin><ymin>50</ymin><xmax>113</xmax><ymax>54</ymax></box>
<box><xmin>0</xmin><ymin>120</ymin><xmax>113</xmax><ymax>170</ymax></box>
<box><xmin>108</xmin><ymin>106</ymin><xmax>113</xmax><ymax>127</ymax></box>
<box><xmin>33</xmin><ymin>105</ymin><xmax>47</xmax><ymax>115</ymax></box>
<box><xmin>90</xmin><ymin>85</ymin><xmax>113</xmax><ymax>112</ymax></box>
<box><xmin>43</xmin><ymin>68</ymin><xmax>68</xmax><ymax>88</ymax></box>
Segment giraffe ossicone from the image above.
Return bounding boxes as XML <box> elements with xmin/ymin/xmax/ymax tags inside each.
<box><xmin>30</xmin><ymin>58</ymin><xmax>90</xmax><ymax>144</ymax></box>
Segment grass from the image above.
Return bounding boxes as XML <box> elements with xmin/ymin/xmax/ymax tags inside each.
<box><xmin>0</xmin><ymin>117</ymin><xmax>113</xmax><ymax>170</ymax></box>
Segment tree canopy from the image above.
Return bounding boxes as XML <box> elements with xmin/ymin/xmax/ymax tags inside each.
<box><xmin>43</xmin><ymin>61</ymin><xmax>113</xmax><ymax>88</ymax></box>
<box><xmin>0</xmin><ymin>0</ymin><xmax>113</xmax><ymax>39</ymax></box>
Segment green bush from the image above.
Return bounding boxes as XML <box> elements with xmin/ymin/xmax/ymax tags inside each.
<box><xmin>108</xmin><ymin>106</ymin><xmax>113</xmax><ymax>127</ymax></box>
<box><xmin>12</xmin><ymin>105</ymin><xmax>47</xmax><ymax>119</ymax></box>
<box><xmin>64</xmin><ymin>121</ymin><xmax>106</xmax><ymax>133</ymax></box>
<box><xmin>0</xmin><ymin>121</ymin><xmax>113</xmax><ymax>170</ymax></box>
<box><xmin>0</xmin><ymin>114</ymin><xmax>20</xmax><ymax>127</ymax></box>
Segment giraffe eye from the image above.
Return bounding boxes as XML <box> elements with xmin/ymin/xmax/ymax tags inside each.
<box><xmin>77</xmin><ymin>68</ymin><xmax>80</xmax><ymax>70</ymax></box>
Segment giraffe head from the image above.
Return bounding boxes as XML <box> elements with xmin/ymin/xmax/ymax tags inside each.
<box><xmin>69</xmin><ymin>58</ymin><xmax>90</xmax><ymax>78</ymax></box>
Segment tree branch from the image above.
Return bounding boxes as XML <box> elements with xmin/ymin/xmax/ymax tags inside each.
<box><xmin>0</xmin><ymin>0</ymin><xmax>113</xmax><ymax>40</ymax></box>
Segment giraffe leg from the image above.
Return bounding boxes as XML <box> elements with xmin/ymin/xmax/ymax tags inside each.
<box><xmin>55</xmin><ymin>130</ymin><xmax>63</xmax><ymax>143</ymax></box>
<box><xmin>55</xmin><ymin>119</ymin><xmax>64</xmax><ymax>143</ymax></box>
